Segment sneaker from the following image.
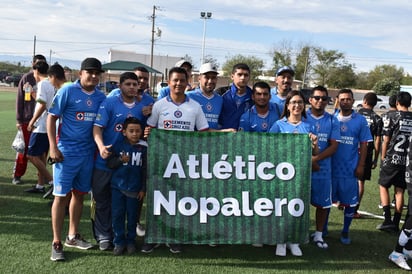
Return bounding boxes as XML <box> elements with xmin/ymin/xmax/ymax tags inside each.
<box><xmin>127</xmin><ymin>244</ymin><xmax>136</xmax><ymax>254</ymax></box>
<box><xmin>99</xmin><ymin>240</ymin><xmax>113</xmax><ymax>251</ymax></box>
<box><xmin>113</xmin><ymin>245</ymin><xmax>125</xmax><ymax>256</ymax></box>
<box><xmin>389</xmin><ymin>251</ymin><xmax>411</xmax><ymax>270</ymax></box>
<box><xmin>287</xmin><ymin>243</ymin><xmax>303</xmax><ymax>256</ymax></box>
<box><xmin>64</xmin><ymin>233</ymin><xmax>93</xmax><ymax>250</ymax></box>
<box><xmin>24</xmin><ymin>185</ymin><xmax>45</xmax><ymax>193</ymax></box>
<box><xmin>50</xmin><ymin>241</ymin><xmax>65</xmax><ymax>261</ymax></box>
<box><xmin>340</xmin><ymin>232</ymin><xmax>351</xmax><ymax>245</ymax></box>
<box><xmin>136</xmin><ymin>222</ymin><xmax>146</xmax><ymax>237</ymax></box>
<box><xmin>12</xmin><ymin>177</ymin><xmax>22</xmax><ymax>185</ymax></box>
<box><xmin>376</xmin><ymin>221</ymin><xmax>397</xmax><ymax>231</ymax></box>
<box><xmin>141</xmin><ymin>243</ymin><xmax>160</xmax><ymax>253</ymax></box>
<box><xmin>403</xmin><ymin>248</ymin><xmax>412</xmax><ymax>260</ymax></box>
<box><xmin>43</xmin><ymin>185</ymin><xmax>54</xmax><ymax>199</ymax></box>
<box><xmin>167</xmin><ymin>243</ymin><xmax>182</xmax><ymax>254</ymax></box>
<box><xmin>275</xmin><ymin>244</ymin><xmax>287</xmax><ymax>256</ymax></box>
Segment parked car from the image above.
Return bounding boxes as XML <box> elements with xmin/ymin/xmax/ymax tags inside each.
<box><xmin>0</xmin><ymin>71</ymin><xmax>11</xmax><ymax>82</ymax></box>
<box><xmin>4</xmin><ymin>74</ymin><xmax>22</xmax><ymax>87</ymax></box>
<box><xmin>354</xmin><ymin>96</ymin><xmax>390</xmax><ymax>110</ymax></box>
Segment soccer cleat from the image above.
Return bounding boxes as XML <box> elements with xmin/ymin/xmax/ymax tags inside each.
<box><xmin>167</xmin><ymin>243</ymin><xmax>182</xmax><ymax>254</ymax></box>
<box><xmin>136</xmin><ymin>222</ymin><xmax>146</xmax><ymax>237</ymax></box>
<box><xmin>353</xmin><ymin>212</ymin><xmax>362</xmax><ymax>219</ymax></box>
<box><xmin>389</xmin><ymin>251</ymin><xmax>411</xmax><ymax>270</ymax></box>
<box><xmin>12</xmin><ymin>177</ymin><xmax>22</xmax><ymax>185</ymax></box>
<box><xmin>340</xmin><ymin>232</ymin><xmax>351</xmax><ymax>245</ymax></box>
<box><xmin>24</xmin><ymin>185</ymin><xmax>45</xmax><ymax>193</ymax></box>
<box><xmin>275</xmin><ymin>244</ymin><xmax>287</xmax><ymax>256</ymax></box>
<box><xmin>141</xmin><ymin>243</ymin><xmax>160</xmax><ymax>253</ymax></box>
<box><xmin>99</xmin><ymin>240</ymin><xmax>113</xmax><ymax>251</ymax></box>
<box><xmin>64</xmin><ymin>233</ymin><xmax>93</xmax><ymax>250</ymax></box>
<box><xmin>376</xmin><ymin>221</ymin><xmax>397</xmax><ymax>232</ymax></box>
<box><xmin>50</xmin><ymin>241</ymin><xmax>65</xmax><ymax>261</ymax></box>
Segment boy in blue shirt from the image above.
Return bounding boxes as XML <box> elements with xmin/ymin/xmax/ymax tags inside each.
<box><xmin>107</xmin><ymin>117</ymin><xmax>147</xmax><ymax>256</ymax></box>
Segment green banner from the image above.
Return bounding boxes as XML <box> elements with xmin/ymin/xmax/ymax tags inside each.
<box><xmin>146</xmin><ymin>129</ymin><xmax>311</xmax><ymax>244</ymax></box>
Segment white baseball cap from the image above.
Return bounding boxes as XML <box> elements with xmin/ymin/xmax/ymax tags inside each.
<box><xmin>199</xmin><ymin>63</ymin><xmax>218</xmax><ymax>74</ymax></box>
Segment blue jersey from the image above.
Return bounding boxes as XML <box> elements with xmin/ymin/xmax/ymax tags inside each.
<box><xmin>269</xmin><ymin>117</ymin><xmax>313</xmax><ymax>134</ymax></box>
<box><xmin>270</xmin><ymin>87</ymin><xmax>286</xmax><ymax>115</ymax></box>
<box><xmin>306</xmin><ymin>109</ymin><xmax>341</xmax><ymax>180</ymax></box>
<box><xmin>219</xmin><ymin>84</ymin><xmax>253</xmax><ymax>129</ymax></box>
<box><xmin>186</xmin><ymin>88</ymin><xmax>222</xmax><ymax>129</ymax></box>
<box><xmin>106</xmin><ymin>88</ymin><xmax>121</xmax><ymax>98</ymax></box>
<box><xmin>49</xmin><ymin>80</ymin><xmax>106</xmax><ymax>156</ymax></box>
<box><xmin>157</xmin><ymin>86</ymin><xmax>170</xmax><ymax>100</ymax></box>
<box><xmin>332</xmin><ymin>110</ymin><xmax>373</xmax><ymax>178</ymax></box>
<box><xmin>239</xmin><ymin>104</ymin><xmax>279</xmax><ymax>132</ymax></box>
<box><xmin>135</xmin><ymin>92</ymin><xmax>155</xmax><ymax>126</ymax></box>
<box><xmin>108</xmin><ymin>139</ymin><xmax>147</xmax><ymax>193</ymax></box>
<box><xmin>94</xmin><ymin>95</ymin><xmax>144</xmax><ymax>170</ymax></box>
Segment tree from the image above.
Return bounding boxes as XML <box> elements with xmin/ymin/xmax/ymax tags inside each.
<box><xmin>203</xmin><ymin>55</ymin><xmax>219</xmax><ymax>69</ymax></box>
<box><xmin>269</xmin><ymin>39</ymin><xmax>293</xmax><ymax>74</ymax></box>
<box><xmin>312</xmin><ymin>48</ymin><xmax>345</xmax><ymax>86</ymax></box>
<box><xmin>222</xmin><ymin>54</ymin><xmax>264</xmax><ymax>83</ymax></box>
<box><xmin>373</xmin><ymin>77</ymin><xmax>400</xmax><ymax>96</ymax></box>
<box><xmin>327</xmin><ymin>63</ymin><xmax>357</xmax><ymax>88</ymax></box>
<box><xmin>366</xmin><ymin>65</ymin><xmax>404</xmax><ymax>90</ymax></box>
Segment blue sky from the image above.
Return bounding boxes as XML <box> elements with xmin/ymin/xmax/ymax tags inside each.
<box><xmin>1</xmin><ymin>0</ymin><xmax>412</xmax><ymax>73</ymax></box>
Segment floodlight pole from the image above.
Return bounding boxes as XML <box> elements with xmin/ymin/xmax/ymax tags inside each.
<box><xmin>200</xmin><ymin>12</ymin><xmax>212</xmax><ymax>65</ymax></box>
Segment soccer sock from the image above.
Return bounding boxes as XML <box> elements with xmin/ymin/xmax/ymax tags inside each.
<box><xmin>383</xmin><ymin>205</ymin><xmax>391</xmax><ymax>223</ymax></box>
<box><xmin>393</xmin><ymin>212</ymin><xmax>402</xmax><ymax>228</ymax></box>
<box><xmin>314</xmin><ymin>231</ymin><xmax>323</xmax><ymax>241</ymax></box>
<box><xmin>342</xmin><ymin>207</ymin><xmax>355</xmax><ymax>234</ymax></box>
<box><xmin>68</xmin><ymin>234</ymin><xmax>76</xmax><ymax>240</ymax></box>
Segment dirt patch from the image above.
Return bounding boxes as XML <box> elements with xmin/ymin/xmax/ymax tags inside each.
<box><xmin>0</xmin><ymin>86</ymin><xmax>17</xmax><ymax>93</ymax></box>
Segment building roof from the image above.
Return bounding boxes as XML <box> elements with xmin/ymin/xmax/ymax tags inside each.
<box><xmin>102</xmin><ymin>60</ymin><xmax>162</xmax><ymax>74</ymax></box>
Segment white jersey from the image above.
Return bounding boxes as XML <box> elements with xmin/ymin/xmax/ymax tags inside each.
<box><xmin>33</xmin><ymin>79</ymin><xmax>55</xmax><ymax>133</ymax></box>
<box><xmin>147</xmin><ymin>95</ymin><xmax>209</xmax><ymax>131</ymax></box>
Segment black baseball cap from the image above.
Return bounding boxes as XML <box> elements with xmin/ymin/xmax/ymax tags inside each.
<box><xmin>80</xmin><ymin>57</ymin><xmax>104</xmax><ymax>72</ymax></box>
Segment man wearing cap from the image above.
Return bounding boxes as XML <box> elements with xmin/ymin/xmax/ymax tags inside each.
<box><xmin>186</xmin><ymin>63</ymin><xmax>223</xmax><ymax>130</ymax></box>
<box><xmin>219</xmin><ymin>63</ymin><xmax>254</xmax><ymax>129</ymax></box>
<box><xmin>270</xmin><ymin>66</ymin><xmax>295</xmax><ymax>116</ymax></box>
<box><xmin>157</xmin><ymin>60</ymin><xmax>193</xmax><ymax>100</ymax></box>
<box><xmin>47</xmin><ymin>57</ymin><xmax>107</xmax><ymax>261</ymax></box>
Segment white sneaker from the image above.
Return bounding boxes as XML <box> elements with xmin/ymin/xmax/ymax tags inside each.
<box><xmin>389</xmin><ymin>251</ymin><xmax>411</xmax><ymax>270</ymax></box>
<box><xmin>287</xmin><ymin>243</ymin><xmax>303</xmax><ymax>256</ymax></box>
<box><xmin>136</xmin><ymin>223</ymin><xmax>145</xmax><ymax>237</ymax></box>
<box><xmin>275</xmin><ymin>244</ymin><xmax>286</xmax><ymax>256</ymax></box>
<box><xmin>403</xmin><ymin>248</ymin><xmax>412</xmax><ymax>260</ymax></box>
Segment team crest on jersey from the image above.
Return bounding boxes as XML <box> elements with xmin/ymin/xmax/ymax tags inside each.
<box><xmin>86</xmin><ymin>99</ymin><xmax>93</xmax><ymax>107</ymax></box>
<box><xmin>174</xmin><ymin>110</ymin><xmax>182</xmax><ymax>118</ymax></box>
<box><xmin>164</xmin><ymin>120</ymin><xmax>173</xmax><ymax>128</ymax></box>
<box><xmin>316</xmin><ymin>122</ymin><xmax>321</xmax><ymax>132</ymax></box>
<box><xmin>340</xmin><ymin>123</ymin><xmax>348</xmax><ymax>132</ymax></box>
<box><xmin>115</xmin><ymin>123</ymin><xmax>123</xmax><ymax>132</ymax></box>
<box><xmin>382</xmin><ymin>116</ymin><xmax>390</xmax><ymax>127</ymax></box>
<box><xmin>76</xmin><ymin>112</ymin><xmax>85</xmax><ymax>121</ymax></box>
<box><xmin>206</xmin><ymin>102</ymin><xmax>213</xmax><ymax>112</ymax></box>
<box><xmin>261</xmin><ymin>122</ymin><xmax>268</xmax><ymax>129</ymax></box>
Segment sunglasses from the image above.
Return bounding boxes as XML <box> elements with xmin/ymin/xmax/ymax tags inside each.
<box><xmin>311</xmin><ymin>96</ymin><xmax>329</xmax><ymax>101</ymax></box>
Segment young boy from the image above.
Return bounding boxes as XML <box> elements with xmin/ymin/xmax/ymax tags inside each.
<box><xmin>107</xmin><ymin>117</ymin><xmax>147</xmax><ymax>256</ymax></box>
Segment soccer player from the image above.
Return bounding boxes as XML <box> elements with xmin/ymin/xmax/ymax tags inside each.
<box><xmin>270</xmin><ymin>66</ymin><xmax>294</xmax><ymax>116</ymax></box>
<box><xmin>92</xmin><ymin>72</ymin><xmax>143</xmax><ymax>251</ymax></box>
<box><xmin>157</xmin><ymin>60</ymin><xmax>194</xmax><ymax>100</ymax></box>
<box><xmin>143</xmin><ymin>67</ymin><xmax>209</xmax><ymax>254</ymax></box>
<box><xmin>269</xmin><ymin>90</ymin><xmax>319</xmax><ymax>257</ymax></box>
<box><xmin>219</xmin><ymin>63</ymin><xmax>253</xmax><ymax>129</ymax></box>
<box><xmin>331</xmin><ymin>88</ymin><xmax>372</xmax><ymax>245</ymax></box>
<box><xmin>239</xmin><ymin>81</ymin><xmax>279</xmax><ymax>132</ymax></box>
<box><xmin>306</xmin><ymin>86</ymin><xmax>340</xmax><ymax>249</ymax></box>
<box><xmin>355</xmin><ymin>92</ymin><xmax>382</xmax><ymax>218</ymax></box>
<box><xmin>47</xmin><ymin>57</ymin><xmax>106</xmax><ymax>261</ymax></box>
<box><xmin>377</xmin><ymin>92</ymin><xmax>412</xmax><ymax>232</ymax></box>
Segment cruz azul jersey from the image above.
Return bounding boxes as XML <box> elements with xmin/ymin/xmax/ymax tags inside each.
<box><xmin>239</xmin><ymin>104</ymin><xmax>280</xmax><ymax>132</ymax></box>
<box><xmin>147</xmin><ymin>95</ymin><xmax>209</xmax><ymax>131</ymax></box>
<box><xmin>269</xmin><ymin>117</ymin><xmax>314</xmax><ymax>134</ymax></box>
<box><xmin>94</xmin><ymin>95</ymin><xmax>145</xmax><ymax>170</ymax></box>
<box><xmin>381</xmin><ymin>111</ymin><xmax>412</xmax><ymax>169</ymax></box>
<box><xmin>186</xmin><ymin>88</ymin><xmax>222</xmax><ymax>129</ymax></box>
<box><xmin>332</xmin><ymin>110</ymin><xmax>372</xmax><ymax>178</ymax></box>
<box><xmin>48</xmin><ymin>80</ymin><xmax>106</xmax><ymax>156</ymax></box>
<box><xmin>306</xmin><ymin>109</ymin><xmax>341</xmax><ymax>180</ymax></box>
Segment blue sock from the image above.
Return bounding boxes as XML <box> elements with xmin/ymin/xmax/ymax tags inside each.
<box><xmin>342</xmin><ymin>207</ymin><xmax>355</xmax><ymax>234</ymax></box>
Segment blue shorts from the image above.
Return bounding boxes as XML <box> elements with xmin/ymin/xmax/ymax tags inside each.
<box><xmin>311</xmin><ymin>178</ymin><xmax>332</xmax><ymax>208</ymax></box>
<box><xmin>53</xmin><ymin>154</ymin><xmax>94</xmax><ymax>196</ymax></box>
<box><xmin>27</xmin><ymin>133</ymin><xmax>49</xmax><ymax>156</ymax></box>
<box><xmin>332</xmin><ymin>177</ymin><xmax>358</xmax><ymax>207</ymax></box>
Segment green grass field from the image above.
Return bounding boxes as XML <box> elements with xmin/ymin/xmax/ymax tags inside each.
<box><xmin>0</xmin><ymin>89</ymin><xmax>406</xmax><ymax>273</ymax></box>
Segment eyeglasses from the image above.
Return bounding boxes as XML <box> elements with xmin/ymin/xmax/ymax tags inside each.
<box><xmin>311</xmin><ymin>96</ymin><xmax>328</xmax><ymax>101</ymax></box>
<box><xmin>289</xmin><ymin>100</ymin><xmax>304</xmax><ymax>105</ymax></box>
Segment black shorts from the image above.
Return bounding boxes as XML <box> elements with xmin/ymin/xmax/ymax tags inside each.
<box><xmin>379</xmin><ymin>166</ymin><xmax>406</xmax><ymax>189</ymax></box>
<box><xmin>359</xmin><ymin>152</ymin><xmax>373</xmax><ymax>181</ymax></box>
